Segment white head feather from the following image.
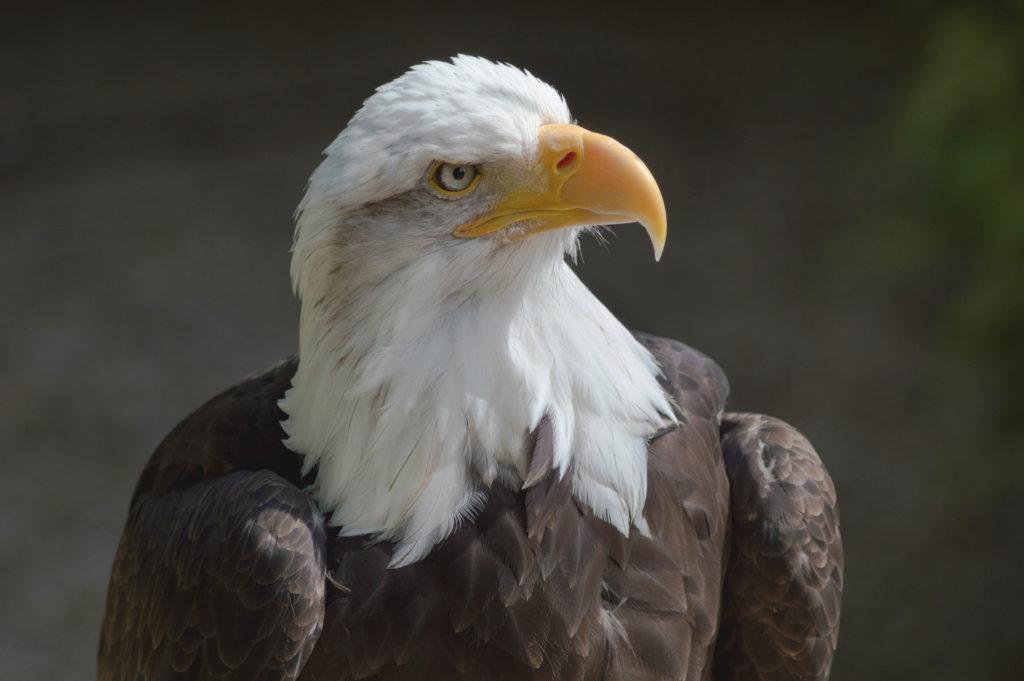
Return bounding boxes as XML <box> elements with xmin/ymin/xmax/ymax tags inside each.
<box><xmin>279</xmin><ymin>56</ymin><xmax>674</xmax><ymax>566</ymax></box>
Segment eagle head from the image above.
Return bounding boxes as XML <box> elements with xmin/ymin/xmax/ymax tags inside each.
<box><xmin>290</xmin><ymin>55</ymin><xmax>665</xmax><ymax>304</ymax></box>
<box><xmin>280</xmin><ymin>56</ymin><xmax>673</xmax><ymax>566</ymax></box>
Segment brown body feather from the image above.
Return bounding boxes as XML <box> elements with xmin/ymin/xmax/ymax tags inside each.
<box><xmin>99</xmin><ymin>335</ymin><xmax>842</xmax><ymax>680</ymax></box>
<box><xmin>714</xmin><ymin>414</ymin><xmax>843</xmax><ymax>681</ymax></box>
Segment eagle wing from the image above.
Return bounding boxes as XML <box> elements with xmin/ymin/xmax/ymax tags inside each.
<box><xmin>98</xmin><ymin>360</ymin><xmax>328</xmax><ymax>681</ymax></box>
<box><xmin>714</xmin><ymin>413</ymin><xmax>844</xmax><ymax>681</ymax></box>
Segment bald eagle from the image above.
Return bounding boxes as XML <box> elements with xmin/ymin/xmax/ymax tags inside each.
<box><xmin>99</xmin><ymin>56</ymin><xmax>842</xmax><ymax>681</ymax></box>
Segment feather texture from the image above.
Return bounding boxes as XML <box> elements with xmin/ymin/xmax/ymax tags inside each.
<box><xmin>714</xmin><ymin>413</ymin><xmax>844</xmax><ymax>681</ymax></box>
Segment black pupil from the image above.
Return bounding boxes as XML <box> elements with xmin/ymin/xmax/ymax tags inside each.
<box><xmin>451</xmin><ymin>167</ymin><xmax>466</xmax><ymax>181</ymax></box>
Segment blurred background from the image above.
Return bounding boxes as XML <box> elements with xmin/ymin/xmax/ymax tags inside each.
<box><xmin>2</xmin><ymin>1</ymin><xmax>1021</xmax><ymax>679</ymax></box>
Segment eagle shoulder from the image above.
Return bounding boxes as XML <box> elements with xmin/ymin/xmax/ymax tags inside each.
<box><xmin>134</xmin><ymin>357</ymin><xmax>303</xmax><ymax>499</ymax></box>
<box><xmin>634</xmin><ymin>331</ymin><xmax>730</xmax><ymax>421</ymax></box>
<box><xmin>714</xmin><ymin>413</ymin><xmax>844</xmax><ymax>681</ymax></box>
<box><xmin>99</xmin><ymin>358</ymin><xmax>328</xmax><ymax>681</ymax></box>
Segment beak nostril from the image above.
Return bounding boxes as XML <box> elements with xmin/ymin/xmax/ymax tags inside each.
<box><xmin>556</xmin><ymin>151</ymin><xmax>578</xmax><ymax>172</ymax></box>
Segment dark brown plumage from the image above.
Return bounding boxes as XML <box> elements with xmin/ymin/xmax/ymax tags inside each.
<box><xmin>98</xmin><ymin>335</ymin><xmax>842</xmax><ymax>680</ymax></box>
<box><xmin>714</xmin><ymin>414</ymin><xmax>843</xmax><ymax>681</ymax></box>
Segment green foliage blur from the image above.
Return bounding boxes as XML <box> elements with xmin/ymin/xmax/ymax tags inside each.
<box><xmin>868</xmin><ymin>2</ymin><xmax>1023</xmax><ymax>677</ymax></box>
<box><xmin>886</xmin><ymin>0</ymin><xmax>1023</xmax><ymax>458</ymax></box>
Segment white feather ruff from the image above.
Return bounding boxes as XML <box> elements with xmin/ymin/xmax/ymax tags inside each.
<box><xmin>278</xmin><ymin>56</ymin><xmax>674</xmax><ymax>566</ymax></box>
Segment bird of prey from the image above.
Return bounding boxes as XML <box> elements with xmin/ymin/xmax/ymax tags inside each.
<box><xmin>99</xmin><ymin>55</ymin><xmax>842</xmax><ymax>681</ymax></box>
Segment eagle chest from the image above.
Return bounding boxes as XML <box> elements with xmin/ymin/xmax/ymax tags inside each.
<box><xmin>302</xmin><ymin>423</ymin><xmax>730</xmax><ymax>681</ymax></box>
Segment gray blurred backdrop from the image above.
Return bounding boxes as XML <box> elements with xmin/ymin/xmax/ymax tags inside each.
<box><xmin>3</xmin><ymin>2</ymin><xmax>1022</xmax><ymax>680</ymax></box>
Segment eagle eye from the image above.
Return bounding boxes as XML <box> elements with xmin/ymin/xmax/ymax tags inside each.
<box><xmin>430</xmin><ymin>162</ymin><xmax>480</xmax><ymax>195</ymax></box>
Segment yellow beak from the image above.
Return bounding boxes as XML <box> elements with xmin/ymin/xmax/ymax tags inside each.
<box><xmin>451</xmin><ymin>123</ymin><xmax>667</xmax><ymax>260</ymax></box>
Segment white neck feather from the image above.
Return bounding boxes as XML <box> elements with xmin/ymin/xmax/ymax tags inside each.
<box><xmin>279</xmin><ymin>230</ymin><xmax>674</xmax><ymax>566</ymax></box>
